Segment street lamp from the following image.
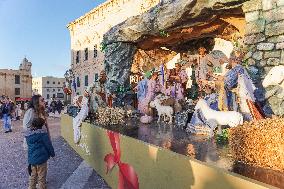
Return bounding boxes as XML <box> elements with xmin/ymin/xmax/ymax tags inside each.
<box><xmin>64</xmin><ymin>69</ymin><xmax>75</xmax><ymax>105</ymax></box>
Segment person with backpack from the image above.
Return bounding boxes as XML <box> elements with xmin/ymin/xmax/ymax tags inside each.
<box><xmin>26</xmin><ymin>117</ymin><xmax>55</xmax><ymax>189</ymax></box>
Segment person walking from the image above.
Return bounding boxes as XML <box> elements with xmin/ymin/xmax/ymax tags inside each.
<box><xmin>24</xmin><ymin>101</ymin><xmax>29</xmax><ymax>111</ymax></box>
<box><xmin>1</xmin><ymin>98</ymin><xmax>13</xmax><ymax>133</ymax></box>
<box><xmin>15</xmin><ymin>104</ymin><xmax>22</xmax><ymax>120</ymax></box>
<box><xmin>56</xmin><ymin>100</ymin><xmax>63</xmax><ymax>115</ymax></box>
<box><xmin>26</xmin><ymin>117</ymin><xmax>55</xmax><ymax>189</ymax></box>
<box><xmin>50</xmin><ymin>98</ymin><xmax>57</xmax><ymax>114</ymax></box>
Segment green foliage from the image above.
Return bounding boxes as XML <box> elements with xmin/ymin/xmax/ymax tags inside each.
<box><xmin>153</xmin><ymin>7</ymin><xmax>161</xmax><ymax>14</ymax></box>
<box><xmin>242</xmin><ymin>59</ymin><xmax>249</xmax><ymax>68</ymax></box>
<box><xmin>159</xmin><ymin>30</ymin><xmax>169</xmax><ymax>37</ymax></box>
<box><xmin>213</xmin><ymin>66</ymin><xmax>222</xmax><ymax>73</ymax></box>
<box><xmin>100</xmin><ymin>42</ymin><xmax>107</xmax><ymax>52</ymax></box>
<box><xmin>187</xmin><ymin>84</ymin><xmax>199</xmax><ymax>100</ymax></box>
<box><xmin>116</xmin><ymin>85</ymin><xmax>131</xmax><ymax>94</ymax></box>
<box><xmin>216</xmin><ymin>128</ymin><xmax>229</xmax><ymax>145</ymax></box>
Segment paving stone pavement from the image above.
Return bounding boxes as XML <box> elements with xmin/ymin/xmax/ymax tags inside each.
<box><xmin>0</xmin><ymin>117</ymin><xmax>110</xmax><ymax>189</ymax></box>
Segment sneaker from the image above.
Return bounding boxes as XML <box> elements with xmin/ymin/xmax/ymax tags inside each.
<box><xmin>8</xmin><ymin>129</ymin><xmax>12</xmax><ymax>132</ymax></box>
<box><xmin>4</xmin><ymin>131</ymin><xmax>9</xmax><ymax>133</ymax></box>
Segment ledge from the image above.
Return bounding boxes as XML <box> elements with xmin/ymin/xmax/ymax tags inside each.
<box><xmin>60</xmin><ymin>114</ymin><xmax>275</xmax><ymax>189</ymax></box>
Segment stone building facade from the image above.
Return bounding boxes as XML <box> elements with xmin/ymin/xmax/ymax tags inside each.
<box><xmin>243</xmin><ymin>0</ymin><xmax>284</xmax><ymax>115</ymax></box>
<box><xmin>0</xmin><ymin>58</ymin><xmax>32</xmax><ymax>101</ymax></box>
<box><xmin>67</xmin><ymin>0</ymin><xmax>160</xmax><ymax>96</ymax></box>
<box><xmin>32</xmin><ymin>76</ymin><xmax>65</xmax><ymax>102</ymax></box>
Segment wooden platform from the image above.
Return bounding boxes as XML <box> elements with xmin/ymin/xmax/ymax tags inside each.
<box><xmin>61</xmin><ymin>115</ymin><xmax>272</xmax><ymax>189</ymax></box>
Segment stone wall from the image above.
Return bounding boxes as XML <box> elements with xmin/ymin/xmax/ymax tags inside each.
<box><xmin>243</xmin><ymin>0</ymin><xmax>284</xmax><ymax>116</ymax></box>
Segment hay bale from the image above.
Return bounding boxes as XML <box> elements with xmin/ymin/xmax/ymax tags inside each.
<box><xmin>229</xmin><ymin>118</ymin><xmax>284</xmax><ymax>172</ymax></box>
<box><xmin>97</xmin><ymin>107</ymin><xmax>125</xmax><ymax>125</ymax></box>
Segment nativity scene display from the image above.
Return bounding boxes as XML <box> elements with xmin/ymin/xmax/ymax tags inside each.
<box><xmin>62</xmin><ymin>0</ymin><xmax>284</xmax><ymax>187</ymax></box>
<box><xmin>65</xmin><ymin>36</ymin><xmax>284</xmax><ymax>187</ymax></box>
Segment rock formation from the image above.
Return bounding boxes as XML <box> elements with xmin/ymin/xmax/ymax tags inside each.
<box><xmin>103</xmin><ymin>0</ymin><xmax>246</xmax><ymax>94</ymax></box>
<box><xmin>101</xmin><ymin>0</ymin><xmax>284</xmax><ymax>116</ymax></box>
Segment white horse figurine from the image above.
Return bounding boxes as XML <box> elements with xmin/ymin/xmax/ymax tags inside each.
<box><xmin>150</xmin><ymin>98</ymin><xmax>174</xmax><ymax>123</ymax></box>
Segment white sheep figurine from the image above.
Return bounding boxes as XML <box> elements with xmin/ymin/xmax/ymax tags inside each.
<box><xmin>262</xmin><ymin>65</ymin><xmax>284</xmax><ymax>88</ymax></box>
<box><xmin>150</xmin><ymin>98</ymin><xmax>174</xmax><ymax>124</ymax></box>
<box><xmin>195</xmin><ymin>99</ymin><xmax>243</xmax><ymax>130</ymax></box>
<box><xmin>262</xmin><ymin>65</ymin><xmax>284</xmax><ymax>99</ymax></box>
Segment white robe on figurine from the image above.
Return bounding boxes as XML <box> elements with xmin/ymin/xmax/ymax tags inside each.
<box><xmin>73</xmin><ymin>96</ymin><xmax>89</xmax><ymax>144</ymax></box>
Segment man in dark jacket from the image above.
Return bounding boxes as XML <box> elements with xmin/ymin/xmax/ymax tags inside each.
<box><xmin>1</xmin><ymin>98</ymin><xmax>13</xmax><ymax>133</ymax></box>
<box><xmin>50</xmin><ymin>98</ymin><xmax>57</xmax><ymax>114</ymax></box>
<box><xmin>26</xmin><ymin>117</ymin><xmax>55</xmax><ymax>189</ymax></box>
<box><xmin>56</xmin><ymin>100</ymin><xmax>63</xmax><ymax>114</ymax></box>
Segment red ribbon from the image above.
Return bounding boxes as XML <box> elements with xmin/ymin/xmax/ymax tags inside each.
<box><xmin>104</xmin><ymin>131</ymin><xmax>139</xmax><ymax>189</ymax></box>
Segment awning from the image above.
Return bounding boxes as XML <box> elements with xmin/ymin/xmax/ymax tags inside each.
<box><xmin>15</xmin><ymin>97</ymin><xmax>31</xmax><ymax>101</ymax></box>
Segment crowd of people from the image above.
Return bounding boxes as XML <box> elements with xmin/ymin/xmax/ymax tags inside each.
<box><xmin>47</xmin><ymin>98</ymin><xmax>64</xmax><ymax>115</ymax></box>
<box><xmin>1</xmin><ymin>96</ymin><xmax>64</xmax><ymax>134</ymax></box>
<box><xmin>0</xmin><ymin>96</ymin><xmax>30</xmax><ymax>133</ymax></box>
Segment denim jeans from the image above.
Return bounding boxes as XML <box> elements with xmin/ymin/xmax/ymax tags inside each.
<box><xmin>2</xmin><ymin>114</ymin><xmax>11</xmax><ymax>131</ymax></box>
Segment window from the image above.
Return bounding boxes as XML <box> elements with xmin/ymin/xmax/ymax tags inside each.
<box><xmin>15</xmin><ymin>88</ymin><xmax>20</xmax><ymax>95</ymax></box>
<box><xmin>76</xmin><ymin>51</ymin><xmax>80</xmax><ymax>63</ymax></box>
<box><xmin>47</xmin><ymin>94</ymin><xmax>50</xmax><ymax>99</ymax></box>
<box><xmin>47</xmin><ymin>89</ymin><xmax>50</xmax><ymax>92</ymax></box>
<box><xmin>94</xmin><ymin>73</ymin><xmax>99</xmax><ymax>82</ymax></box>
<box><xmin>47</xmin><ymin>81</ymin><xmax>50</xmax><ymax>84</ymax></box>
<box><xmin>53</xmin><ymin>81</ymin><xmax>55</xmax><ymax>84</ymax></box>
<box><xmin>53</xmin><ymin>89</ymin><xmax>55</xmax><ymax>92</ymax></box>
<box><xmin>58</xmin><ymin>89</ymin><xmax>61</xmax><ymax>92</ymax></box>
<box><xmin>84</xmin><ymin>75</ymin><xmax>88</xmax><ymax>86</ymax></box>
<box><xmin>57</xmin><ymin>93</ymin><xmax>64</xmax><ymax>98</ymax></box>
<box><xmin>53</xmin><ymin>94</ymin><xmax>56</xmax><ymax>98</ymax></box>
<box><xmin>58</xmin><ymin>82</ymin><xmax>60</xmax><ymax>85</ymax></box>
<box><xmin>84</xmin><ymin>48</ymin><xmax>88</xmax><ymax>61</ymax></box>
<box><xmin>94</xmin><ymin>45</ymin><xmax>98</xmax><ymax>58</ymax></box>
<box><xmin>77</xmin><ymin>77</ymin><xmax>80</xmax><ymax>87</ymax></box>
<box><xmin>15</xmin><ymin>75</ymin><xmax>20</xmax><ymax>84</ymax></box>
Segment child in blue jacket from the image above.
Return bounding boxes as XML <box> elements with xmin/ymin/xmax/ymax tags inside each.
<box><xmin>26</xmin><ymin>117</ymin><xmax>55</xmax><ymax>189</ymax></box>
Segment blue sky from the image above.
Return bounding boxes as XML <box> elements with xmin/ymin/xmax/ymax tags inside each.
<box><xmin>0</xmin><ymin>0</ymin><xmax>105</xmax><ymax>77</ymax></box>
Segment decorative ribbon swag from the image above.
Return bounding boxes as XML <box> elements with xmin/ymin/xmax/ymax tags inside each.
<box><xmin>104</xmin><ymin>131</ymin><xmax>139</xmax><ymax>189</ymax></box>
